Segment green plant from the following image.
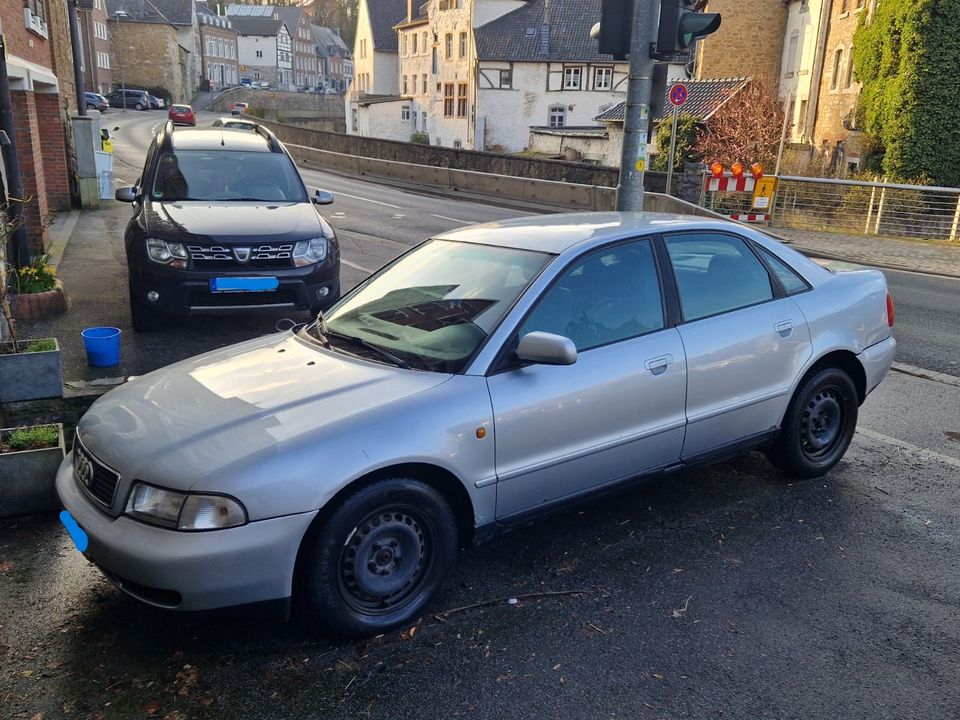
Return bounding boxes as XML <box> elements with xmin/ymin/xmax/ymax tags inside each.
<box><xmin>653</xmin><ymin>113</ymin><xmax>700</xmax><ymax>171</ymax></box>
<box><xmin>2</xmin><ymin>424</ymin><xmax>59</xmax><ymax>453</ymax></box>
<box><xmin>23</xmin><ymin>338</ymin><xmax>56</xmax><ymax>353</ymax></box>
<box><xmin>853</xmin><ymin>0</ymin><xmax>960</xmax><ymax>185</ymax></box>
<box><xmin>14</xmin><ymin>253</ymin><xmax>56</xmax><ymax>294</ymax></box>
<box><xmin>245</xmin><ymin>105</ymin><xmax>266</xmax><ymax>119</ymax></box>
<box><xmin>410</xmin><ymin>130</ymin><xmax>430</xmax><ymax>145</ymax></box>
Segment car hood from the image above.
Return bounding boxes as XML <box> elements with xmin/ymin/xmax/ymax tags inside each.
<box><xmin>145</xmin><ymin>200</ymin><xmax>323</xmax><ymax>244</ymax></box>
<box><xmin>78</xmin><ymin>332</ymin><xmax>452</xmax><ymax>491</ymax></box>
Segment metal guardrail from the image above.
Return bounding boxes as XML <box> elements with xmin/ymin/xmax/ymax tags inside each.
<box><xmin>771</xmin><ymin>176</ymin><xmax>960</xmax><ymax>243</ymax></box>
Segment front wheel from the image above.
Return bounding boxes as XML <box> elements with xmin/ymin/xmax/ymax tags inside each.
<box><xmin>767</xmin><ymin>367</ymin><xmax>859</xmax><ymax>478</ymax></box>
<box><xmin>134</xmin><ymin>102</ymin><xmax>145</xmax><ymax>111</ymax></box>
<box><xmin>300</xmin><ymin>478</ymin><xmax>458</xmax><ymax>638</ymax></box>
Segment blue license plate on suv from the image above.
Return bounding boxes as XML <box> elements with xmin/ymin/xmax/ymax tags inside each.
<box><xmin>210</xmin><ymin>277</ymin><xmax>279</xmax><ymax>293</ymax></box>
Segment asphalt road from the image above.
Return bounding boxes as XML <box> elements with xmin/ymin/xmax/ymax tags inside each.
<box><xmin>2</xmin><ymin>109</ymin><xmax>959</xmax><ymax>720</ymax></box>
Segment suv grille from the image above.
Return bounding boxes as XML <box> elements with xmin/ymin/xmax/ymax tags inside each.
<box><xmin>74</xmin><ymin>435</ymin><xmax>120</xmax><ymax>507</ymax></box>
<box><xmin>187</xmin><ymin>244</ymin><xmax>294</xmax><ymax>269</ymax></box>
<box><xmin>188</xmin><ymin>288</ymin><xmax>299</xmax><ymax>308</ymax></box>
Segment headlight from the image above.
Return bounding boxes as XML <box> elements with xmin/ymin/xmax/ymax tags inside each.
<box><xmin>125</xmin><ymin>482</ymin><xmax>247</xmax><ymax>531</ymax></box>
<box><xmin>146</xmin><ymin>238</ymin><xmax>188</xmax><ymax>268</ymax></box>
<box><xmin>293</xmin><ymin>236</ymin><xmax>328</xmax><ymax>267</ymax></box>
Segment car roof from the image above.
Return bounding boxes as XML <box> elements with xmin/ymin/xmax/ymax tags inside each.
<box><xmin>169</xmin><ymin>127</ymin><xmax>272</xmax><ymax>152</ymax></box>
<box><xmin>433</xmin><ymin>212</ymin><xmax>749</xmax><ymax>254</ymax></box>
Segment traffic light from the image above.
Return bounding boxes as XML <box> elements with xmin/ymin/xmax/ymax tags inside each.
<box><xmin>595</xmin><ymin>0</ymin><xmax>633</xmax><ymax>61</ymax></box>
<box><xmin>656</xmin><ymin>0</ymin><xmax>721</xmax><ymax>58</ymax></box>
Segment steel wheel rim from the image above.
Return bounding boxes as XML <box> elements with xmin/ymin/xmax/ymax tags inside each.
<box><xmin>338</xmin><ymin>505</ymin><xmax>432</xmax><ymax>615</ymax></box>
<box><xmin>799</xmin><ymin>387</ymin><xmax>845</xmax><ymax>460</ymax></box>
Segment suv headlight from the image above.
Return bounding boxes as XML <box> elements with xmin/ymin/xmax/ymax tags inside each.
<box><xmin>146</xmin><ymin>238</ymin><xmax>188</xmax><ymax>269</ymax></box>
<box><xmin>126</xmin><ymin>482</ymin><xmax>247</xmax><ymax>531</ymax></box>
<box><xmin>293</xmin><ymin>236</ymin><xmax>328</xmax><ymax>267</ymax></box>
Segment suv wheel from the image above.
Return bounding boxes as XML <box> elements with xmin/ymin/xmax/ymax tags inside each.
<box><xmin>300</xmin><ymin>478</ymin><xmax>457</xmax><ymax>638</ymax></box>
<box><xmin>134</xmin><ymin>102</ymin><xmax>145</xmax><ymax>111</ymax></box>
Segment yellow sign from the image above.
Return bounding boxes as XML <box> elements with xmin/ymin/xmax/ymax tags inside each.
<box><xmin>635</xmin><ymin>159</ymin><xmax>645</xmax><ymax>172</ymax></box>
<box><xmin>102</xmin><ymin>138</ymin><xmax>113</xmax><ymax>154</ymax></box>
<box><xmin>752</xmin><ymin>176</ymin><xmax>778</xmax><ymax>210</ymax></box>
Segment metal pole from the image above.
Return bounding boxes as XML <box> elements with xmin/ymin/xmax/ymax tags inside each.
<box><xmin>616</xmin><ymin>0</ymin><xmax>659</xmax><ymax>212</ymax></box>
<box><xmin>0</xmin><ymin>34</ymin><xmax>30</xmax><ymax>269</ymax></box>
<box><xmin>115</xmin><ymin>12</ymin><xmax>127</xmax><ymax>112</ymax></box>
<box><xmin>665</xmin><ymin>103</ymin><xmax>679</xmax><ymax>197</ymax></box>
<box><xmin>68</xmin><ymin>0</ymin><xmax>87</xmax><ymax>115</ymax></box>
<box><xmin>774</xmin><ymin>94</ymin><xmax>791</xmax><ymax>177</ymax></box>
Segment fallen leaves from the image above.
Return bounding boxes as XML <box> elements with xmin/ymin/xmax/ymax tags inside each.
<box><xmin>144</xmin><ymin>698</ymin><xmax>161</xmax><ymax>716</ymax></box>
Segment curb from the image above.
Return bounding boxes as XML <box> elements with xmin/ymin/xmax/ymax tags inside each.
<box><xmin>891</xmin><ymin>362</ymin><xmax>960</xmax><ymax>387</ymax></box>
<box><xmin>46</xmin><ymin>210</ymin><xmax>82</xmax><ymax>269</ymax></box>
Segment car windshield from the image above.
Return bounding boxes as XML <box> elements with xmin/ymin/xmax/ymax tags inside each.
<box><xmin>315</xmin><ymin>239</ymin><xmax>551</xmax><ymax>373</ymax></box>
<box><xmin>151</xmin><ymin>149</ymin><xmax>307</xmax><ymax>202</ymax></box>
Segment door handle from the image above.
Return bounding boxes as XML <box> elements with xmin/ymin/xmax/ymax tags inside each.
<box><xmin>644</xmin><ymin>354</ymin><xmax>673</xmax><ymax>375</ymax></box>
<box><xmin>775</xmin><ymin>321</ymin><xmax>793</xmax><ymax>338</ymax></box>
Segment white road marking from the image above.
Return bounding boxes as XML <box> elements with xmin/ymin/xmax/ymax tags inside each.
<box><xmin>331</xmin><ymin>191</ymin><xmax>403</xmax><ymax>209</ymax></box>
<box><xmin>341</xmin><ymin>258</ymin><xmax>374</xmax><ymax>273</ymax></box>
<box><xmin>857</xmin><ymin>427</ymin><xmax>960</xmax><ymax>469</ymax></box>
<box><xmin>391</xmin><ymin>213</ymin><xmax>407</xmax><ymax>219</ymax></box>
<box><xmin>430</xmin><ymin>214</ymin><xmax>472</xmax><ymax>224</ymax></box>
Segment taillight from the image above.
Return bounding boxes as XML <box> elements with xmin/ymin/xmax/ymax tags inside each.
<box><xmin>886</xmin><ymin>292</ymin><xmax>895</xmax><ymax>327</ymax></box>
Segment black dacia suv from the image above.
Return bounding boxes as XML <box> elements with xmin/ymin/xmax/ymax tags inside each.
<box><xmin>116</xmin><ymin>121</ymin><xmax>340</xmax><ymax>331</ymax></box>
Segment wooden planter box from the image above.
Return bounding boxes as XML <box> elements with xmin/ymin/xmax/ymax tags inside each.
<box><xmin>0</xmin><ymin>424</ymin><xmax>66</xmax><ymax>518</ymax></box>
<box><xmin>0</xmin><ymin>338</ymin><xmax>63</xmax><ymax>402</ymax></box>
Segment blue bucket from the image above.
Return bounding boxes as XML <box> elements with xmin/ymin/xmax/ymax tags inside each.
<box><xmin>81</xmin><ymin>327</ymin><xmax>121</xmax><ymax>367</ymax></box>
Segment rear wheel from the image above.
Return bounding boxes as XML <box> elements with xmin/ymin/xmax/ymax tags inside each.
<box><xmin>300</xmin><ymin>478</ymin><xmax>457</xmax><ymax>638</ymax></box>
<box><xmin>134</xmin><ymin>102</ymin><xmax>145</xmax><ymax>111</ymax></box>
<box><xmin>767</xmin><ymin>367</ymin><xmax>858</xmax><ymax>478</ymax></box>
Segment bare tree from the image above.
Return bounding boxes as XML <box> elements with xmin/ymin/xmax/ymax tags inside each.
<box><xmin>694</xmin><ymin>79</ymin><xmax>785</xmax><ymax>170</ymax></box>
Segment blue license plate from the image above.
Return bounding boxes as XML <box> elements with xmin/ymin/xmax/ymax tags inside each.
<box><xmin>210</xmin><ymin>277</ymin><xmax>279</xmax><ymax>293</ymax></box>
<box><xmin>59</xmin><ymin>510</ymin><xmax>89</xmax><ymax>553</ymax></box>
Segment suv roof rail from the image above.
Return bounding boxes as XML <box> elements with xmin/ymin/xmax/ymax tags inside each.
<box><xmin>253</xmin><ymin>123</ymin><xmax>283</xmax><ymax>153</ymax></box>
<box><xmin>159</xmin><ymin>120</ymin><xmax>175</xmax><ymax>152</ymax></box>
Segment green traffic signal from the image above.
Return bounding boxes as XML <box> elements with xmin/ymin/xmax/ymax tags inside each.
<box><xmin>655</xmin><ymin>0</ymin><xmax>722</xmax><ymax>57</ymax></box>
<box><xmin>679</xmin><ymin>11</ymin><xmax>721</xmax><ymax>49</ymax></box>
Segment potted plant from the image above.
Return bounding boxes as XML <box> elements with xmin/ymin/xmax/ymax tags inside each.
<box><xmin>0</xmin><ymin>210</ymin><xmax>64</xmax><ymax>403</ymax></box>
<box><xmin>0</xmin><ymin>423</ymin><xmax>65</xmax><ymax>517</ymax></box>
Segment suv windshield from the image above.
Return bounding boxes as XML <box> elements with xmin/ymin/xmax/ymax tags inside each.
<box><xmin>152</xmin><ymin>149</ymin><xmax>308</xmax><ymax>203</ymax></box>
<box><xmin>317</xmin><ymin>239</ymin><xmax>551</xmax><ymax>373</ymax></box>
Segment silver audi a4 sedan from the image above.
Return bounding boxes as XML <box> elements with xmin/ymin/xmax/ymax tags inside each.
<box><xmin>57</xmin><ymin>212</ymin><xmax>896</xmax><ymax>637</ymax></box>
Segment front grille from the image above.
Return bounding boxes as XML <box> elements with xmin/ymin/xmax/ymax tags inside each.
<box><xmin>74</xmin><ymin>436</ymin><xmax>120</xmax><ymax>507</ymax></box>
<box><xmin>188</xmin><ymin>289</ymin><xmax>299</xmax><ymax>308</ymax></box>
<box><xmin>187</xmin><ymin>244</ymin><xmax>294</xmax><ymax>269</ymax></box>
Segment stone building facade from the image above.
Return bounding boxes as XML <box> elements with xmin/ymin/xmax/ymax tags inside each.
<box><xmin>0</xmin><ymin>0</ymin><xmax>72</xmax><ymax>252</ymax></box>
<box><xmin>197</xmin><ymin>2</ymin><xmax>239</xmax><ymax>92</ymax></box>
<box><xmin>276</xmin><ymin>7</ymin><xmax>317</xmax><ymax>90</ymax></box>
<box><xmin>696</xmin><ymin>0</ymin><xmax>787</xmax><ymax>86</ymax></box>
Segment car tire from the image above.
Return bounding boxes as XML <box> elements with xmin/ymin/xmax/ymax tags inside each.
<box><xmin>135</xmin><ymin>102</ymin><xmax>144</xmax><ymax>111</ymax></box>
<box><xmin>86</xmin><ymin>103</ymin><xmax>97</xmax><ymax>110</ymax></box>
<box><xmin>129</xmin><ymin>283</ymin><xmax>163</xmax><ymax>332</ymax></box>
<box><xmin>300</xmin><ymin>477</ymin><xmax>458</xmax><ymax>638</ymax></box>
<box><xmin>767</xmin><ymin>367</ymin><xmax>859</xmax><ymax>479</ymax></box>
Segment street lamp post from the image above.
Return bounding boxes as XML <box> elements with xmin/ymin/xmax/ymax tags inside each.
<box><xmin>114</xmin><ymin>10</ymin><xmax>128</xmax><ymax>111</ymax></box>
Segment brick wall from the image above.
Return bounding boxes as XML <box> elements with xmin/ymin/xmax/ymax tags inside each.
<box><xmin>697</xmin><ymin>0</ymin><xmax>788</xmax><ymax>85</ymax></box>
<box><xmin>35</xmin><ymin>94</ymin><xmax>71</xmax><ymax>211</ymax></box>
<box><xmin>110</xmin><ymin>21</ymin><xmax>184</xmax><ymax>99</ymax></box>
<box><xmin>0</xmin><ymin>1</ymin><xmax>52</xmax><ymax>67</ymax></box>
<box><xmin>10</xmin><ymin>92</ymin><xmax>49</xmax><ymax>253</ymax></box>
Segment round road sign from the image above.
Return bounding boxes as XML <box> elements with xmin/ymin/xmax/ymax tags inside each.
<box><xmin>669</xmin><ymin>83</ymin><xmax>689</xmax><ymax>107</ymax></box>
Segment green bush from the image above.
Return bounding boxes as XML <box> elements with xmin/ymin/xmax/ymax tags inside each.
<box><xmin>2</xmin><ymin>425</ymin><xmax>59</xmax><ymax>452</ymax></box>
<box><xmin>653</xmin><ymin>114</ymin><xmax>699</xmax><ymax>172</ymax></box>
<box><xmin>410</xmin><ymin>131</ymin><xmax>430</xmax><ymax>145</ymax></box>
<box><xmin>13</xmin><ymin>253</ymin><xmax>56</xmax><ymax>294</ymax></box>
<box><xmin>23</xmin><ymin>339</ymin><xmax>56</xmax><ymax>353</ymax></box>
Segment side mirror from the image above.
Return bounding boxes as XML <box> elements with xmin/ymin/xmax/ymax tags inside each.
<box><xmin>312</xmin><ymin>189</ymin><xmax>334</xmax><ymax>205</ymax></box>
<box><xmin>516</xmin><ymin>331</ymin><xmax>577</xmax><ymax>366</ymax></box>
<box><xmin>115</xmin><ymin>186</ymin><xmax>138</xmax><ymax>203</ymax></box>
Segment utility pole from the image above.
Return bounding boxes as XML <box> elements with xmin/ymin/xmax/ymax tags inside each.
<box><xmin>616</xmin><ymin>0</ymin><xmax>661</xmax><ymax>211</ymax></box>
<box><xmin>0</xmin><ymin>34</ymin><xmax>30</xmax><ymax>268</ymax></box>
<box><xmin>68</xmin><ymin>0</ymin><xmax>87</xmax><ymax>116</ymax></box>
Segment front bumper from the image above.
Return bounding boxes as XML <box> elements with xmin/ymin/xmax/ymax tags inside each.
<box><xmin>56</xmin><ymin>452</ymin><xmax>318</xmax><ymax>612</ymax></box>
<box><xmin>131</xmin><ymin>258</ymin><xmax>340</xmax><ymax>317</ymax></box>
<box><xmin>858</xmin><ymin>335</ymin><xmax>896</xmax><ymax>396</ymax></box>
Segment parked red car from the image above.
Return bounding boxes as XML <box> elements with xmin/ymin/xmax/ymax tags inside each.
<box><xmin>167</xmin><ymin>104</ymin><xmax>196</xmax><ymax>126</ymax></box>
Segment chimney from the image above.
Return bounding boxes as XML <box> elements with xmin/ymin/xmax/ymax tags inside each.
<box><xmin>540</xmin><ymin>0</ymin><xmax>550</xmax><ymax>56</ymax></box>
<box><xmin>407</xmin><ymin>0</ymin><xmax>414</xmax><ymax>22</ymax></box>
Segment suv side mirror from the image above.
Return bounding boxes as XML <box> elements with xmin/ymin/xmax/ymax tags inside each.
<box><xmin>115</xmin><ymin>186</ymin><xmax>138</xmax><ymax>203</ymax></box>
<box><xmin>516</xmin><ymin>332</ymin><xmax>577</xmax><ymax>366</ymax></box>
<box><xmin>312</xmin><ymin>189</ymin><xmax>334</xmax><ymax>205</ymax></box>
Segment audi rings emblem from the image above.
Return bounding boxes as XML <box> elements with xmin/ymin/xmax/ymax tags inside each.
<box><xmin>75</xmin><ymin>448</ymin><xmax>95</xmax><ymax>488</ymax></box>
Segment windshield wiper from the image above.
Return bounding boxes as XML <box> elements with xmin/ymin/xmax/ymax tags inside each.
<box><xmin>327</xmin><ymin>330</ymin><xmax>413</xmax><ymax>370</ymax></box>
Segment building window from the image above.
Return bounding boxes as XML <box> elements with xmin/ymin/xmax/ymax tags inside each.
<box><xmin>845</xmin><ymin>60</ymin><xmax>855</xmax><ymax>88</ymax></box>
<box><xmin>422</xmin><ymin>73</ymin><xmax>427</xmax><ymax>94</ymax></box>
<box><xmin>403</xmin><ymin>75</ymin><xmax>408</xmax><ymax>95</ymax></box>
<box><xmin>548</xmin><ymin>105</ymin><xmax>566</xmax><ymax>127</ymax></box>
<box><xmin>499</xmin><ymin>68</ymin><xmax>512</xmax><ymax>89</ymax></box>
<box><xmin>97</xmin><ymin>51</ymin><xmax>110</xmax><ymax>70</ymax></box>
<box><xmin>457</xmin><ymin>82</ymin><xmax>467</xmax><ymax>117</ymax></box>
<box><xmin>439</xmin><ymin>0</ymin><xmax>458</xmax><ymax>8</ymax></box>
<box><xmin>443</xmin><ymin>83</ymin><xmax>454</xmax><ymax>116</ymax></box>
<box><xmin>594</xmin><ymin>67</ymin><xmax>612</xmax><ymax>90</ymax></box>
<box><xmin>401</xmin><ymin>34</ymin><xmax>407</xmax><ymax>56</ymax></box>
<box><xmin>352</xmin><ymin>108</ymin><xmax>358</xmax><ymax>132</ymax></box>
<box><xmin>855</xmin><ymin>0</ymin><xmax>865</xmax><ymax>8</ymax></box>
<box><xmin>798</xmin><ymin>98</ymin><xmax>808</xmax><ymax>136</ymax></box>
<box><xmin>445</xmin><ymin>33</ymin><xmax>453</xmax><ymax>59</ymax></box>
<box><xmin>432</xmin><ymin>47</ymin><xmax>438</xmax><ymax>74</ymax></box>
<box><xmin>422</xmin><ymin>31</ymin><xmax>428</xmax><ymax>54</ymax></box>
<box><xmin>218</xmin><ymin>38</ymin><xmax>224</xmax><ymax>57</ymax></box>
<box><xmin>402</xmin><ymin>105</ymin><xmax>411</xmax><ymax>121</ymax></box>
<box><xmin>840</xmin><ymin>0</ymin><xmax>849</xmax><ymax>14</ymax></box>
<box><xmin>412</xmin><ymin>33</ymin><xmax>418</xmax><ymax>54</ymax></box>
<box><xmin>459</xmin><ymin>31</ymin><xmax>467</xmax><ymax>58</ymax></box>
<box><xmin>563</xmin><ymin>67</ymin><xmax>583</xmax><ymax>90</ymax></box>
<box><xmin>831</xmin><ymin>48</ymin><xmax>843</xmax><ymax>89</ymax></box>
<box><xmin>785</xmin><ymin>30</ymin><xmax>799</xmax><ymax>76</ymax></box>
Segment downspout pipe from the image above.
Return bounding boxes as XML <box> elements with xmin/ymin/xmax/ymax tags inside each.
<box><xmin>68</xmin><ymin>0</ymin><xmax>88</xmax><ymax>115</ymax></box>
<box><xmin>0</xmin><ymin>34</ymin><xmax>31</xmax><ymax>268</ymax></box>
